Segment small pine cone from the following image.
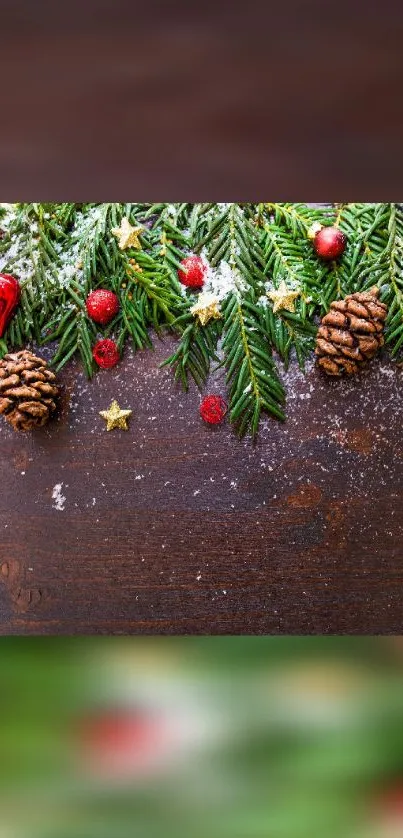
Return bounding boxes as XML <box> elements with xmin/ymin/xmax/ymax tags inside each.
<box><xmin>315</xmin><ymin>286</ymin><xmax>387</xmax><ymax>376</ymax></box>
<box><xmin>0</xmin><ymin>350</ymin><xmax>59</xmax><ymax>431</ymax></box>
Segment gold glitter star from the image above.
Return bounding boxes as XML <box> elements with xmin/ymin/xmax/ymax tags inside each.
<box><xmin>190</xmin><ymin>292</ymin><xmax>222</xmax><ymax>326</ymax></box>
<box><xmin>99</xmin><ymin>400</ymin><xmax>132</xmax><ymax>431</ymax></box>
<box><xmin>112</xmin><ymin>218</ymin><xmax>143</xmax><ymax>251</ymax></box>
<box><xmin>267</xmin><ymin>280</ymin><xmax>300</xmax><ymax>314</ymax></box>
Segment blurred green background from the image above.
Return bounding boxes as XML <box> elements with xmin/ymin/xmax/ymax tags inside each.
<box><xmin>1</xmin><ymin>637</ymin><xmax>403</xmax><ymax>838</ymax></box>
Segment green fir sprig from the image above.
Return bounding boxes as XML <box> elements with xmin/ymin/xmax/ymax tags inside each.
<box><xmin>0</xmin><ymin>203</ymin><xmax>401</xmax><ymax>438</ymax></box>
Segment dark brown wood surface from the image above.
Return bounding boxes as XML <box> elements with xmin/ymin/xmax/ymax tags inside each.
<box><xmin>2</xmin><ymin>0</ymin><xmax>403</xmax><ymax>198</ymax></box>
<box><xmin>0</xmin><ymin>337</ymin><xmax>402</xmax><ymax>635</ymax></box>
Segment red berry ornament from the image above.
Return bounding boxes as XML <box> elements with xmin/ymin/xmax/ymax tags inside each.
<box><xmin>0</xmin><ymin>274</ymin><xmax>20</xmax><ymax>337</ymax></box>
<box><xmin>178</xmin><ymin>255</ymin><xmax>206</xmax><ymax>289</ymax></box>
<box><xmin>313</xmin><ymin>226</ymin><xmax>347</xmax><ymax>261</ymax></box>
<box><xmin>86</xmin><ymin>289</ymin><xmax>119</xmax><ymax>326</ymax></box>
<box><xmin>200</xmin><ymin>394</ymin><xmax>227</xmax><ymax>425</ymax></box>
<box><xmin>93</xmin><ymin>338</ymin><xmax>120</xmax><ymax>369</ymax></box>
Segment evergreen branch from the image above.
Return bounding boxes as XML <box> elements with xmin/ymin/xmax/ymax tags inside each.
<box><xmin>126</xmin><ymin>254</ymin><xmax>184</xmax><ymax>329</ymax></box>
<box><xmin>0</xmin><ymin>203</ymin><xmax>400</xmax><ymax>436</ymax></box>
<box><xmin>262</xmin><ymin>303</ymin><xmax>317</xmax><ymax>370</ymax></box>
<box><xmin>0</xmin><ymin>204</ymin><xmax>65</xmax><ymax>349</ymax></box>
<box><xmin>263</xmin><ymin>222</ymin><xmax>309</xmax><ymax>288</ymax></box>
<box><xmin>222</xmin><ymin>293</ymin><xmax>285</xmax><ymax>437</ymax></box>
<box><xmin>162</xmin><ymin>313</ymin><xmax>221</xmax><ymax>390</ymax></box>
<box><xmin>300</xmin><ymin>203</ymin><xmax>391</xmax><ymax>313</ymax></box>
<box><xmin>382</xmin><ymin>203</ymin><xmax>403</xmax><ymax>356</ymax></box>
<box><xmin>265</xmin><ymin>203</ymin><xmax>334</xmax><ymax>236</ymax></box>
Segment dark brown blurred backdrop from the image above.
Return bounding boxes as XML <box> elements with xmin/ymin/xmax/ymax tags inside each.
<box><xmin>1</xmin><ymin>0</ymin><xmax>403</xmax><ymax>198</ymax></box>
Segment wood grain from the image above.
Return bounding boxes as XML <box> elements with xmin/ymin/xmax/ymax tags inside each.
<box><xmin>0</xmin><ymin>337</ymin><xmax>402</xmax><ymax>634</ymax></box>
<box><xmin>1</xmin><ymin>0</ymin><xmax>403</xmax><ymax>197</ymax></box>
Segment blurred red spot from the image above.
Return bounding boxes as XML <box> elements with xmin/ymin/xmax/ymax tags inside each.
<box><xmin>78</xmin><ymin>710</ymin><xmax>168</xmax><ymax>779</ymax></box>
<box><xmin>378</xmin><ymin>784</ymin><xmax>403</xmax><ymax>817</ymax></box>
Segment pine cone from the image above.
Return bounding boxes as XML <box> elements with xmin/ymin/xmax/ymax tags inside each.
<box><xmin>315</xmin><ymin>286</ymin><xmax>387</xmax><ymax>376</ymax></box>
<box><xmin>0</xmin><ymin>350</ymin><xmax>59</xmax><ymax>431</ymax></box>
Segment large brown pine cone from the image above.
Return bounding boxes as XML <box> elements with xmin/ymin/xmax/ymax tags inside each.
<box><xmin>0</xmin><ymin>350</ymin><xmax>59</xmax><ymax>431</ymax></box>
<box><xmin>315</xmin><ymin>286</ymin><xmax>387</xmax><ymax>376</ymax></box>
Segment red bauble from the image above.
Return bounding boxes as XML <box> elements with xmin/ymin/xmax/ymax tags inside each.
<box><xmin>0</xmin><ymin>274</ymin><xmax>20</xmax><ymax>337</ymax></box>
<box><xmin>178</xmin><ymin>255</ymin><xmax>206</xmax><ymax>289</ymax></box>
<box><xmin>86</xmin><ymin>289</ymin><xmax>119</xmax><ymax>326</ymax></box>
<box><xmin>93</xmin><ymin>338</ymin><xmax>120</xmax><ymax>369</ymax></box>
<box><xmin>200</xmin><ymin>394</ymin><xmax>227</xmax><ymax>425</ymax></box>
<box><xmin>313</xmin><ymin>226</ymin><xmax>347</xmax><ymax>261</ymax></box>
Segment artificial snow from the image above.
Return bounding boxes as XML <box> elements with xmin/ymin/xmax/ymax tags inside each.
<box><xmin>201</xmin><ymin>258</ymin><xmax>247</xmax><ymax>301</ymax></box>
<box><xmin>52</xmin><ymin>483</ymin><xmax>66</xmax><ymax>511</ymax></box>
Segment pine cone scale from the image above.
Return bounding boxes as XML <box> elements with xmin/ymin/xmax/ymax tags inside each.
<box><xmin>339</xmin><ymin>345</ymin><xmax>362</xmax><ymax>361</ymax></box>
<box><xmin>0</xmin><ymin>374</ymin><xmax>20</xmax><ymax>389</ymax></box>
<box><xmin>322</xmin><ymin>310</ymin><xmax>346</xmax><ymax>328</ymax></box>
<box><xmin>359</xmin><ymin>335</ymin><xmax>381</xmax><ymax>357</ymax></box>
<box><xmin>0</xmin><ymin>350</ymin><xmax>59</xmax><ymax>431</ymax></box>
<box><xmin>348</xmin><ymin>315</ymin><xmax>376</xmax><ymax>333</ymax></box>
<box><xmin>22</xmin><ymin>370</ymin><xmax>46</xmax><ymax>383</ymax></box>
<box><xmin>19</xmin><ymin>401</ymin><xmax>49</xmax><ymax>418</ymax></box>
<box><xmin>37</xmin><ymin>382</ymin><xmax>57</xmax><ymax>396</ymax></box>
<box><xmin>316</xmin><ymin>286</ymin><xmax>387</xmax><ymax>376</ymax></box>
<box><xmin>0</xmin><ymin>397</ymin><xmax>13</xmax><ymax>413</ymax></box>
<box><xmin>321</xmin><ymin>327</ymin><xmax>355</xmax><ymax>347</ymax></box>
<box><xmin>4</xmin><ymin>385</ymin><xmax>40</xmax><ymax>399</ymax></box>
<box><xmin>367</xmin><ymin>301</ymin><xmax>386</xmax><ymax>319</ymax></box>
<box><xmin>316</xmin><ymin>337</ymin><xmax>339</xmax><ymax>356</ymax></box>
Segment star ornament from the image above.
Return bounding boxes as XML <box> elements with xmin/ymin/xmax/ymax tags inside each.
<box><xmin>112</xmin><ymin>218</ymin><xmax>143</xmax><ymax>251</ymax></box>
<box><xmin>267</xmin><ymin>281</ymin><xmax>300</xmax><ymax>314</ymax></box>
<box><xmin>100</xmin><ymin>400</ymin><xmax>132</xmax><ymax>431</ymax></box>
<box><xmin>190</xmin><ymin>292</ymin><xmax>222</xmax><ymax>326</ymax></box>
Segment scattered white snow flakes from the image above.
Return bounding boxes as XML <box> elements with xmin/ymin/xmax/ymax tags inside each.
<box><xmin>52</xmin><ymin>483</ymin><xmax>66</xmax><ymax>511</ymax></box>
<box><xmin>201</xmin><ymin>259</ymin><xmax>246</xmax><ymax>301</ymax></box>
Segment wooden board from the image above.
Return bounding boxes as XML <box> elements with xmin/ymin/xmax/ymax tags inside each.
<box><xmin>0</xmin><ymin>337</ymin><xmax>402</xmax><ymax>634</ymax></box>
